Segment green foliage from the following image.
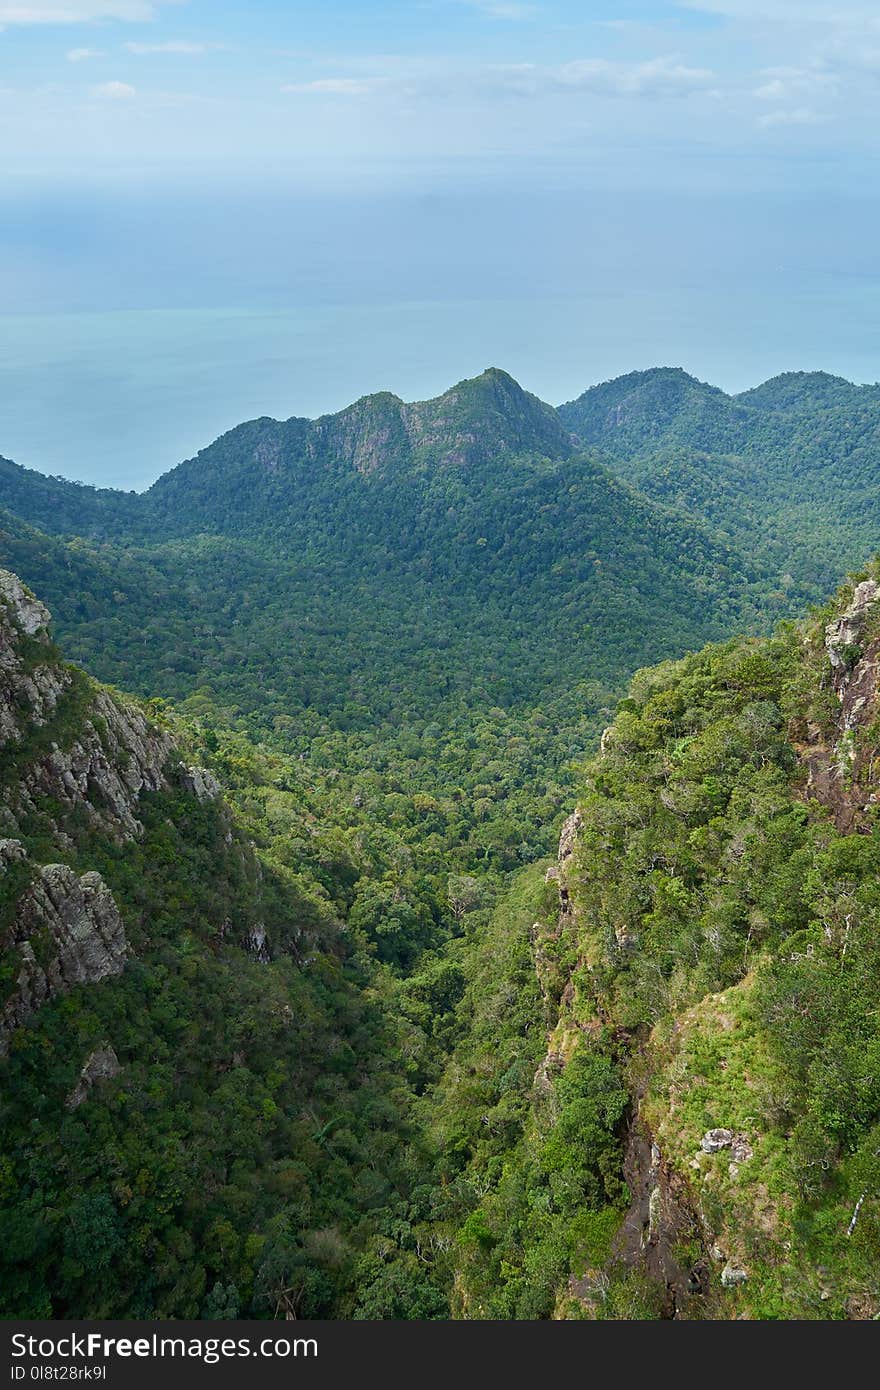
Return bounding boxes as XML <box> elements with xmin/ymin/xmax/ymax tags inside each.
<box><xmin>6</xmin><ymin>366</ymin><xmax>880</xmax><ymax>1320</ymax></box>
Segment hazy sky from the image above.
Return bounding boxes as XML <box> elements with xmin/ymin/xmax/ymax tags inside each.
<box><xmin>1</xmin><ymin>2</ymin><xmax>879</xmax><ymax>487</ymax></box>
<box><xmin>2</xmin><ymin>0</ymin><xmax>879</xmax><ymax>186</ymax></box>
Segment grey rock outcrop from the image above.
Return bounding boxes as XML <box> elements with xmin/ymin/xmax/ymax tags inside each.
<box><xmin>247</xmin><ymin>922</ymin><xmax>270</xmax><ymax>962</ymax></box>
<box><xmin>0</xmin><ymin>568</ymin><xmax>175</xmax><ymax>842</ymax></box>
<box><xmin>558</xmin><ymin>808</ymin><xmax>582</xmax><ymax>864</ymax></box>
<box><xmin>180</xmin><ymin>765</ymin><xmax>222</xmax><ymax>803</ymax></box>
<box><xmin>0</xmin><ymin>571</ymin><xmax>68</xmax><ymax>750</ymax></box>
<box><xmin>5</xmin><ymin>689</ymin><xmax>174</xmax><ymax>842</ymax></box>
<box><xmin>824</xmin><ymin>579</ymin><xmax>879</xmax><ymax>678</ymax></box>
<box><xmin>700</xmin><ymin>1127</ymin><xmax>735</xmax><ymax>1154</ymax></box>
<box><xmin>721</xmin><ymin>1259</ymin><xmax>749</xmax><ymax>1288</ymax></box>
<box><xmin>0</xmin><ymin>570</ymin><xmax>50</xmax><ymax>637</ymax></box>
<box><xmin>0</xmin><ymin>863</ymin><xmax>127</xmax><ymax>1054</ymax></box>
<box><xmin>65</xmin><ymin>1043</ymin><xmax>122</xmax><ymax>1109</ymax></box>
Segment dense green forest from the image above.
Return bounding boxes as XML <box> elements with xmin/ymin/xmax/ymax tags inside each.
<box><xmin>3</xmin><ymin>365</ymin><xmax>880</xmax><ymax>1318</ymax></box>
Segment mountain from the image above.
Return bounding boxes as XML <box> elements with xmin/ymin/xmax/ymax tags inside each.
<box><xmin>0</xmin><ymin>369</ymin><xmax>778</xmax><ymax>848</ymax></box>
<box><xmin>5</xmin><ymin>362</ymin><xmax>880</xmax><ymax>1320</ymax></box>
<box><xmin>0</xmin><ymin>567</ymin><xmax>443</xmax><ymax>1319</ymax></box>
<box><xmin>5</xmin><ymin>558</ymin><xmax>880</xmax><ymax>1319</ymax></box>
<box><xmin>441</xmin><ymin>566</ymin><xmax>880</xmax><ymax>1319</ymax></box>
<box><xmin>735</xmin><ymin>369</ymin><xmax>880</xmax><ymax>413</ymax></box>
<box><xmin>558</xmin><ymin>367</ymin><xmax>748</xmax><ymax>458</ymax></box>
<box><xmin>560</xmin><ymin>366</ymin><xmax>880</xmax><ymax>597</ymax></box>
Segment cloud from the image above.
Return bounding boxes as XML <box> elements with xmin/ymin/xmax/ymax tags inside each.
<box><xmin>555</xmin><ymin>56</ymin><xmax>716</xmax><ymax>96</ymax></box>
<box><xmin>678</xmin><ymin>1</ymin><xmax>866</xmax><ymax>17</ymax></box>
<box><xmin>754</xmin><ymin>65</ymin><xmax>837</xmax><ymax>100</ymax></box>
<box><xmin>91</xmin><ymin>78</ymin><xmax>135</xmax><ymax>98</ymax></box>
<box><xmin>66</xmin><ymin>46</ymin><xmax>104</xmax><ymax>61</ymax></box>
<box><xmin>124</xmin><ymin>41</ymin><xmax>216</xmax><ymax>56</ymax></box>
<box><xmin>282</xmin><ymin>78</ymin><xmax>382</xmax><ymax>97</ymax></box>
<box><xmin>0</xmin><ymin>1</ymin><xmax>155</xmax><ymax>20</ymax></box>
<box><xmin>757</xmin><ymin>106</ymin><xmax>825</xmax><ymax>127</ymax></box>
<box><xmin>461</xmin><ymin>0</ymin><xmax>537</xmax><ymax>17</ymax></box>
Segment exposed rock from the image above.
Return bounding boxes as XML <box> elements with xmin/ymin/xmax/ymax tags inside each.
<box><xmin>0</xmin><ymin>573</ymin><xmax>68</xmax><ymax>750</ymax></box>
<box><xmin>701</xmin><ymin>1127</ymin><xmax>735</xmax><ymax>1154</ymax></box>
<box><xmin>0</xmin><ymin>838</ymin><xmax>26</xmax><ymax>868</ymax></box>
<box><xmin>533</xmin><ymin>1050</ymin><xmax>564</xmax><ymax>1095</ymax></box>
<box><xmin>0</xmin><ymin>570</ymin><xmax>50</xmax><ymax>637</ymax></box>
<box><xmin>800</xmin><ymin>579</ymin><xmax>880</xmax><ymax>831</ymax></box>
<box><xmin>613</xmin><ymin>1111</ymin><xmax>704</xmax><ymax>1317</ymax></box>
<box><xmin>0</xmin><ymin>571</ymin><xmax>173</xmax><ymax>839</ymax></box>
<box><xmin>247</xmin><ymin>922</ymin><xmax>270</xmax><ymax>962</ymax></box>
<box><xmin>65</xmin><ymin>1044</ymin><xmax>122</xmax><ymax>1109</ymax></box>
<box><xmin>731</xmin><ymin>1134</ymin><xmax>753</xmax><ymax>1164</ymax></box>
<box><xmin>567</xmin><ymin>1268</ymin><xmax>609</xmax><ymax>1310</ymax></box>
<box><xmin>5</xmin><ymin>688</ymin><xmax>173</xmax><ymax>842</ymax></box>
<box><xmin>824</xmin><ymin>579</ymin><xmax>879</xmax><ymax>677</ymax></box>
<box><xmin>558</xmin><ymin>808</ymin><xmax>582</xmax><ymax>863</ymax></box>
<box><xmin>721</xmin><ymin>1260</ymin><xmax>749</xmax><ymax>1288</ymax></box>
<box><xmin>180</xmin><ymin>765</ymin><xmax>222</xmax><ymax>803</ymax></box>
<box><xmin>0</xmin><ymin>863</ymin><xmax>127</xmax><ymax>1054</ymax></box>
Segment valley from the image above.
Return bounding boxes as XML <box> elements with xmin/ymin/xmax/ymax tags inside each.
<box><xmin>2</xmin><ymin>364</ymin><xmax>880</xmax><ymax>1318</ymax></box>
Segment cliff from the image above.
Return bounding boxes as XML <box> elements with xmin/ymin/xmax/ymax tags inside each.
<box><xmin>514</xmin><ymin>568</ymin><xmax>880</xmax><ymax>1318</ymax></box>
<box><xmin>0</xmin><ymin>567</ymin><xmax>223</xmax><ymax>1052</ymax></box>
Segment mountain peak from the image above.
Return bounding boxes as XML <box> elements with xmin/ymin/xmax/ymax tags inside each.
<box><xmin>558</xmin><ymin>366</ymin><xmax>736</xmax><ymax>455</ymax></box>
<box><xmin>400</xmin><ymin>368</ymin><xmax>574</xmax><ymax>468</ymax></box>
<box><xmin>736</xmin><ymin>370</ymin><xmax>876</xmax><ymax>413</ymax></box>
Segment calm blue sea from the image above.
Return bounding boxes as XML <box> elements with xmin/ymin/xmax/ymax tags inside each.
<box><xmin>2</xmin><ymin>186</ymin><xmax>879</xmax><ymax>490</ymax></box>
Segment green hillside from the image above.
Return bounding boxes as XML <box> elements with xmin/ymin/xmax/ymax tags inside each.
<box><xmin>3</xmin><ymin>363</ymin><xmax>880</xmax><ymax>1319</ymax></box>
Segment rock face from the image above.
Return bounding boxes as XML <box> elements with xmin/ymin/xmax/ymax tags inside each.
<box><xmin>65</xmin><ymin>1044</ymin><xmax>122</xmax><ymax>1109</ymax></box>
<box><xmin>802</xmin><ymin>577</ymin><xmax>880</xmax><ymax>831</ymax></box>
<box><xmin>0</xmin><ymin>863</ymin><xmax>127</xmax><ymax>1054</ymax></box>
<box><xmin>721</xmin><ymin>1259</ymin><xmax>749</xmax><ymax>1288</ymax></box>
<box><xmin>0</xmin><ymin>570</ymin><xmax>50</xmax><ymax>638</ymax></box>
<box><xmin>0</xmin><ymin>572</ymin><xmax>68</xmax><ymax>749</ymax></box>
<box><xmin>824</xmin><ymin>579</ymin><xmax>879</xmax><ymax>678</ymax></box>
<box><xmin>6</xmin><ymin>689</ymin><xmax>174</xmax><ymax>843</ymax></box>
<box><xmin>558</xmin><ymin>808</ymin><xmax>582</xmax><ymax>864</ymax></box>
<box><xmin>0</xmin><ymin>567</ymin><xmax>203</xmax><ymax>1052</ymax></box>
<box><xmin>180</xmin><ymin>765</ymin><xmax>222</xmax><ymax>803</ymax></box>
<box><xmin>0</xmin><ymin>566</ymin><xmax>175</xmax><ymax>843</ymax></box>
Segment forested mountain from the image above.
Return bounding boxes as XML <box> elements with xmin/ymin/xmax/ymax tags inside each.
<box><xmin>3</xmin><ymin>363</ymin><xmax>880</xmax><ymax>1319</ymax></box>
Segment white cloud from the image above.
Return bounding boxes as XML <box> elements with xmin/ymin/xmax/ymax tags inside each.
<box><xmin>0</xmin><ymin>1</ymin><xmax>155</xmax><ymax>20</ymax></box>
<box><xmin>66</xmin><ymin>46</ymin><xmax>104</xmax><ymax>61</ymax></box>
<box><xmin>282</xmin><ymin>78</ymin><xmax>382</xmax><ymax>97</ymax></box>
<box><xmin>91</xmin><ymin>78</ymin><xmax>135</xmax><ymax>98</ymax></box>
<box><xmin>757</xmin><ymin>106</ymin><xmax>824</xmax><ymax>127</ymax></box>
<box><xmin>754</xmin><ymin>65</ymin><xmax>837</xmax><ymax>100</ymax></box>
<box><xmin>551</xmin><ymin>55</ymin><xmax>717</xmax><ymax>98</ymax></box>
<box><xmin>679</xmin><ymin>1</ymin><xmax>872</xmax><ymax>17</ymax></box>
<box><xmin>461</xmin><ymin>0</ymin><xmax>537</xmax><ymax>17</ymax></box>
<box><xmin>125</xmin><ymin>41</ymin><xmax>215</xmax><ymax>56</ymax></box>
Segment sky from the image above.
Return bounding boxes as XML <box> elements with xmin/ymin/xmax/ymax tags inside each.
<box><xmin>1</xmin><ymin>1</ymin><xmax>879</xmax><ymax>487</ymax></box>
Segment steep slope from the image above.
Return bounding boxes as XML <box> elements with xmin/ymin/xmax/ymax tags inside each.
<box><xmin>0</xmin><ymin>569</ymin><xmax>438</xmax><ymax>1320</ymax></box>
<box><xmin>437</xmin><ymin>567</ymin><xmax>880</xmax><ymax>1318</ymax></box>
<box><xmin>143</xmin><ymin>367</ymin><xmax>577</xmax><ymax>536</ymax></box>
